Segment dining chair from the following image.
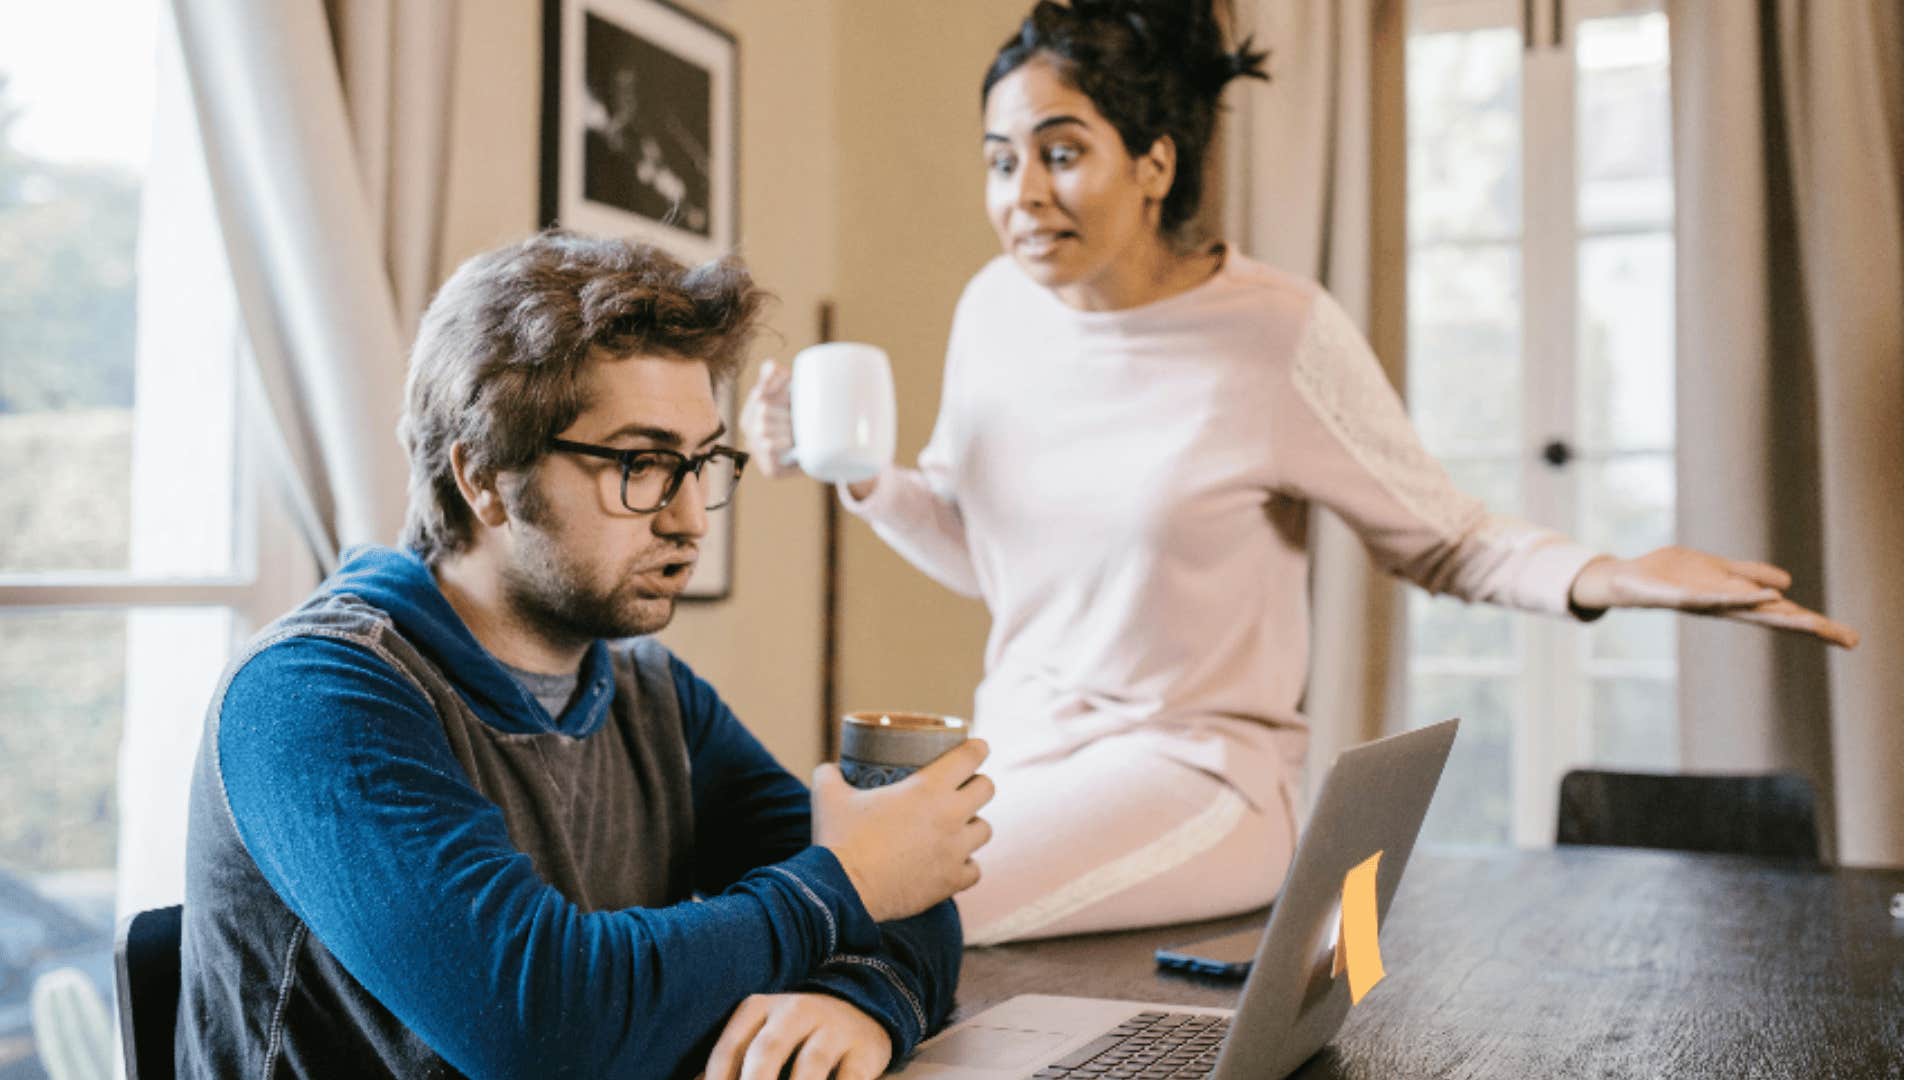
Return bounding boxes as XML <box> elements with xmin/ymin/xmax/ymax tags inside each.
<box><xmin>1555</xmin><ymin>769</ymin><xmax>1822</xmax><ymax>864</ymax></box>
<box><xmin>113</xmin><ymin>904</ymin><xmax>182</xmax><ymax>1080</ymax></box>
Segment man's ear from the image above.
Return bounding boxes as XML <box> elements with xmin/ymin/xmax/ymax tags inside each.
<box><xmin>1137</xmin><ymin>134</ymin><xmax>1177</xmax><ymax>202</ymax></box>
<box><xmin>449</xmin><ymin>442</ymin><xmax>509</xmax><ymax>528</ymax></box>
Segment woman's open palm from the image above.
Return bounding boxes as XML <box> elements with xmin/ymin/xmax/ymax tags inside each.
<box><xmin>1569</xmin><ymin>546</ymin><xmax>1859</xmax><ymax>648</ymax></box>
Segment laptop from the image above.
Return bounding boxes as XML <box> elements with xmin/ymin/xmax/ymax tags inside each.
<box><xmin>898</xmin><ymin>718</ymin><xmax>1459</xmax><ymax>1079</ymax></box>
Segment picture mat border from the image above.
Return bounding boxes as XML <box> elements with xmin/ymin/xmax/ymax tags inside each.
<box><xmin>543</xmin><ymin>0</ymin><xmax>738</xmax><ymax>265</ymax></box>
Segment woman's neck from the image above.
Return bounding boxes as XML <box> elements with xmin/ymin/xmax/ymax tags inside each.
<box><xmin>1053</xmin><ymin>237</ymin><xmax>1225</xmax><ymax>313</ymax></box>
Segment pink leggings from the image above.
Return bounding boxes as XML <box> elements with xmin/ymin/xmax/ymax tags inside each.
<box><xmin>955</xmin><ymin>735</ymin><xmax>1297</xmax><ymax>946</ymax></box>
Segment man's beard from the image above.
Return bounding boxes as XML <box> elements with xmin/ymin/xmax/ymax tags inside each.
<box><xmin>496</xmin><ymin>475</ymin><xmax>683</xmax><ymax>645</ymax></box>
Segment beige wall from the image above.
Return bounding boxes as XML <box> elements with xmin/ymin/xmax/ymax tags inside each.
<box><xmin>436</xmin><ymin>0</ymin><xmax>1032</xmax><ymax>773</ymax></box>
<box><xmin>829</xmin><ymin>0</ymin><xmax>1027</xmax><ymax>724</ymax></box>
<box><xmin>663</xmin><ymin>0</ymin><xmax>837</xmax><ymax>777</ymax></box>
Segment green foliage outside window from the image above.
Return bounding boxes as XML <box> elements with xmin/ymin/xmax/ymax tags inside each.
<box><xmin>0</xmin><ymin>74</ymin><xmax>141</xmax><ymax>415</ymax></box>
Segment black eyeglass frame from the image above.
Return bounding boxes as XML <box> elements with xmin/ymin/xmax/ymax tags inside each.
<box><xmin>548</xmin><ymin>438</ymin><xmax>751</xmax><ymax>513</ymax></box>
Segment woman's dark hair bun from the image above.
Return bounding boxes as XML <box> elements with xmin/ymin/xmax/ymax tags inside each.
<box><xmin>1071</xmin><ymin>0</ymin><xmax>1269</xmax><ymax>96</ymax></box>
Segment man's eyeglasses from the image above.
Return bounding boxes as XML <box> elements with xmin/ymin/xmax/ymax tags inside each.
<box><xmin>548</xmin><ymin>438</ymin><xmax>750</xmax><ymax>514</ymax></box>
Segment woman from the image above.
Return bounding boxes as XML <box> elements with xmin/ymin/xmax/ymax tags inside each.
<box><xmin>743</xmin><ymin>0</ymin><xmax>1856</xmax><ymax>946</ymax></box>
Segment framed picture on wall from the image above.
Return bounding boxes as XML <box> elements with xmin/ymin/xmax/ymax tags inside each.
<box><xmin>541</xmin><ymin>0</ymin><xmax>742</xmax><ymax>600</ymax></box>
<box><xmin>541</xmin><ymin>0</ymin><xmax>738</xmax><ymax>264</ymax></box>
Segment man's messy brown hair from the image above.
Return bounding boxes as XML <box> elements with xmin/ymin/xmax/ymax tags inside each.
<box><xmin>398</xmin><ymin>230</ymin><xmax>767</xmax><ymax>564</ymax></box>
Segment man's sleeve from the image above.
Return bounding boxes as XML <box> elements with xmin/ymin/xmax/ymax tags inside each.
<box><xmin>217</xmin><ymin>635</ymin><xmax>878</xmax><ymax>1080</ymax></box>
<box><xmin>673</xmin><ymin>655</ymin><xmax>966</xmax><ymax>1062</ymax></box>
<box><xmin>797</xmin><ymin>902</ymin><xmax>964</xmax><ymax>1064</ymax></box>
<box><xmin>673</xmin><ymin>655</ymin><xmax>814</xmax><ymax>890</ymax></box>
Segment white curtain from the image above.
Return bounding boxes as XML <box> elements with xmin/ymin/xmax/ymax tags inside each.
<box><xmin>118</xmin><ymin>0</ymin><xmax>458</xmax><ymax>916</ymax></box>
<box><xmin>1223</xmin><ymin>0</ymin><xmax>1408</xmax><ymax>800</ymax></box>
<box><xmin>117</xmin><ymin>7</ymin><xmax>251</xmax><ymax>919</ymax></box>
<box><xmin>165</xmin><ymin>0</ymin><xmax>452</xmax><ymax>564</ymax></box>
<box><xmin>1668</xmin><ymin>0</ymin><xmax>1902</xmax><ymax>866</ymax></box>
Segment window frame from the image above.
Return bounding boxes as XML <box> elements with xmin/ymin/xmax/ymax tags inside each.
<box><xmin>0</xmin><ymin>301</ymin><xmax>311</xmax><ymax>632</ymax></box>
<box><xmin>0</xmin><ymin>5</ymin><xmax>322</xmax><ymax>948</ymax></box>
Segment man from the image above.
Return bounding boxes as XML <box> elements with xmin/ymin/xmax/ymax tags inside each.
<box><xmin>176</xmin><ymin>231</ymin><xmax>994</xmax><ymax>1079</ymax></box>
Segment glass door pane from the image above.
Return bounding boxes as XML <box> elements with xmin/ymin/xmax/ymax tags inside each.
<box><xmin>1574</xmin><ymin>9</ymin><xmax>1677</xmax><ymax>771</ymax></box>
<box><xmin>1408</xmin><ymin>1</ymin><xmax>1679</xmax><ymax>842</ymax></box>
<box><xmin>1406</xmin><ymin>18</ymin><xmax>1525</xmax><ymax>845</ymax></box>
<box><xmin>1575</xmin><ymin>11</ymin><xmax>1673</xmax><ymax>231</ymax></box>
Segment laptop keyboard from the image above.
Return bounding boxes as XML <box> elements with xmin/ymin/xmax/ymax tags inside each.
<box><xmin>1029</xmin><ymin>1010</ymin><xmax>1228</xmax><ymax>1078</ymax></box>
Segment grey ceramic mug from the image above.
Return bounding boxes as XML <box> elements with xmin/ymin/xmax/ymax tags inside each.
<box><xmin>838</xmin><ymin>711</ymin><xmax>970</xmax><ymax>789</ymax></box>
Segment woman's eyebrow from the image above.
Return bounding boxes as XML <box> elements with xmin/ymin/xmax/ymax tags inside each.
<box><xmin>1031</xmin><ymin>115</ymin><xmax>1090</xmax><ymax>135</ymax></box>
<box><xmin>983</xmin><ymin>114</ymin><xmax>1091</xmax><ymax>144</ymax></box>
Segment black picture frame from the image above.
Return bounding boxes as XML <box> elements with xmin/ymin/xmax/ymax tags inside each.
<box><xmin>540</xmin><ymin>0</ymin><xmax>742</xmax><ymax>600</ymax></box>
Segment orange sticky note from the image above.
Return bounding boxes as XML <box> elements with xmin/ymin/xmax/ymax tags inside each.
<box><xmin>1339</xmin><ymin>850</ymin><xmax>1385</xmax><ymax>1005</ymax></box>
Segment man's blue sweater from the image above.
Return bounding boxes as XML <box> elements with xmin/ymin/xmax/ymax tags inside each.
<box><xmin>174</xmin><ymin>545</ymin><xmax>960</xmax><ymax>1078</ymax></box>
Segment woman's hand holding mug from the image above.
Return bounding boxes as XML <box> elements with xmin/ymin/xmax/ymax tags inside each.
<box><xmin>740</xmin><ymin>343</ymin><xmax>896</xmax><ymax>497</ymax></box>
<box><xmin>741</xmin><ymin>360</ymin><xmax>802</xmax><ymax>479</ymax></box>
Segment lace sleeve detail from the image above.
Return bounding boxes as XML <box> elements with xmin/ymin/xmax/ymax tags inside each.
<box><xmin>1287</xmin><ymin>291</ymin><xmax>1482</xmax><ymax>540</ymax></box>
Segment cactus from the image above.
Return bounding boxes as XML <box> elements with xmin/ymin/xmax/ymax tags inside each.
<box><xmin>29</xmin><ymin>966</ymin><xmax>114</xmax><ymax>1080</ymax></box>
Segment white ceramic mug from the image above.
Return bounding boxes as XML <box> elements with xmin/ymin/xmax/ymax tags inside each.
<box><xmin>786</xmin><ymin>342</ymin><xmax>896</xmax><ymax>483</ymax></box>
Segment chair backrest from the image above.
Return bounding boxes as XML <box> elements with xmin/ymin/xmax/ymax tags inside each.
<box><xmin>113</xmin><ymin>904</ymin><xmax>182</xmax><ymax>1080</ymax></box>
<box><xmin>1555</xmin><ymin>769</ymin><xmax>1822</xmax><ymax>863</ymax></box>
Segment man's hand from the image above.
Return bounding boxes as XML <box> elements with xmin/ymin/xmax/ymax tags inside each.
<box><xmin>812</xmin><ymin>739</ymin><xmax>995</xmax><ymax>923</ymax></box>
<box><xmin>1569</xmin><ymin>546</ymin><xmax>1859</xmax><ymax>648</ymax></box>
<box><xmin>702</xmin><ymin>993</ymin><xmax>891</xmax><ymax>1080</ymax></box>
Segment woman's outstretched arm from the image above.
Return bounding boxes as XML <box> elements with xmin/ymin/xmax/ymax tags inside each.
<box><xmin>1277</xmin><ymin>286</ymin><xmax>1855</xmax><ymax>648</ymax></box>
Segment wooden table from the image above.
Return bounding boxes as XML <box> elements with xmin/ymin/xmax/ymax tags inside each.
<box><xmin>953</xmin><ymin>847</ymin><xmax>1903</xmax><ymax>1078</ymax></box>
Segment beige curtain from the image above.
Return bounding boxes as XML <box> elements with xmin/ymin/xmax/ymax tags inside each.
<box><xmin>1223</xmin><ymin>0</ymin><xmax>1408</xmax><ymax>800</ymax></box>
<box><xmin>1669</xmin><ymin>1</ymin><xmax>1902</xmax><ymax>866</ymax></box>
<box><xmin>328</xmin><ymin>0</ymin><xmax>460</xmax><ymax>345</ymax></box>
<box><xmin>168</xmin><ymin>0</ymin><xmax>458</xmax><ymax>566</ymax></box>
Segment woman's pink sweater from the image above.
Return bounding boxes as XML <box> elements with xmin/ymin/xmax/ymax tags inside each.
<box><xmin>844</xmin><ymin>249</ymin><xmax>1598</xmax><ymax>814</ymax></box>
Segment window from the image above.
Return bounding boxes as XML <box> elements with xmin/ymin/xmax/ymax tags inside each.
<box><xmin>0</xmin><ymin>5</ymin><xmax>307</xmax><ymax>1075</ymax></box>
<box><xmin>1406</xmin><ymin>0</ymin><xmax>1676</xmax><ymax>846</ymax></box>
